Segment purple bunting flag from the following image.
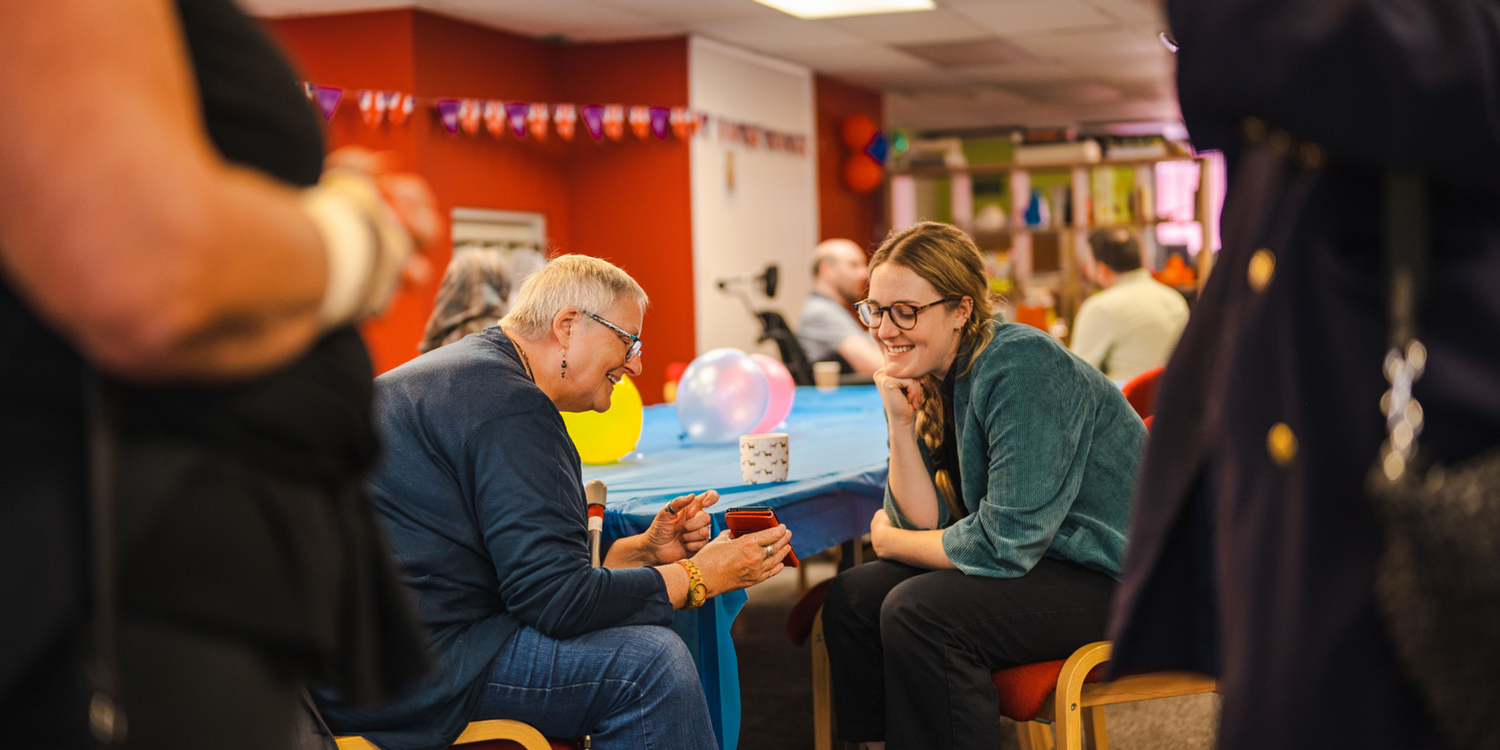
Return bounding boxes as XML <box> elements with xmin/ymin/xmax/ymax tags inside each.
<box><xmin>648</xmin><ymin>106</ymin><xmax>671</xmax><ymax>140</ymax></box>
<box><xmin>505</xmin><ymin>102</ymin><xmax>530</xmax><ymax>138</ymax></box>
<box><xmin>436</xmin><ymin>99</ymin><xmax>462</xmax><ymax>134</ymax></box>
<box><xmin>581</xmin><ymin>104</ymin><xmax>606</xmax><ymax>141</ymax></box>
<box><xmin>314</xmin><ymin>86</ymin><xmax>342</xmax><ymax>121</ymax></box>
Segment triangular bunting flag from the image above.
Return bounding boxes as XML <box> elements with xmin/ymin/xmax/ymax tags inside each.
<box><xmin>459</xmin><ymin>99</ymin><xmax>482</xmax><ymax>135</ymax></box>
<box><xmin>527</xmin><ymin>103</ymin><xmax>550</xmax><ymax>140</ymax></box>
<box><xmin>314</xmin><ymin>86</ymin><xmax>342</xmax><ymax>121</ymax></box>
<box><xmin>505</xmin><ymin>102</ymin><xmax>530</xmax><ymax>138</ymax></box>
<box><xmin>603</xmin><ymin>105</ymin><xmax>625</xmax><ymax>141</ymax></box>
<box><xmin>436</xmin><ymin>99</ymin><xmax>462</xmax><ymax>134</ymax></box>
<box><xmin>628</xmin><ymin>106</ymin><xmax>650</xmax><ymax>140</ymax></box>
<box><xmin>648</xmin><ymin>107</ymin><xmax>671</xmax><ymax>140</ymax></box>
<box><xmin>554</xmin><ymin>104</ymin><xmax>578</xmax><ymax>141</ymax></box>
<box><xmin>484</xmin><ymin>101</ymin><xmax>505</xmax><ymax>138</ymax></box>
<box><xmin>581</xmin><ymin>105</ymin><xmax>606</xmax><ymax>141</ymax></box>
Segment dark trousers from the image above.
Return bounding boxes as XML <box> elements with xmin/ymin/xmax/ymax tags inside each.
<box><xmin>822</xmin><ymin>557</ymin><xmax>1118</xmax><ymax>750</ymax></box>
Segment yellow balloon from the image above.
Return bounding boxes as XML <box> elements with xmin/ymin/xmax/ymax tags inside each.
<box><xmin>562</xmin><ymin>374</ymin><xmax>644</xmax><ymax>465</ymax></box>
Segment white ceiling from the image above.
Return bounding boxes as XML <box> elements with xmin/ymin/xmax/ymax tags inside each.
<box><xmin>244</xmin><ymin>0</ymin><xmax>1179</xmax><ymax>131</ymax></box>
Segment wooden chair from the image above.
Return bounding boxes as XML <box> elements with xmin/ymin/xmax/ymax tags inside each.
<box><xmin>787</xmin><ymin>584</ymin><xmax>1216</xmax><ymax>750</ymax></box>
<box><xmin>1003</xmin><ymin>642</ymin><xmax>1216</xmax><ymax>750</ymax></box>
<box><xmin>336</xmin><ymin>719</ymin><xmax>582</xmax><ymax>750</ymax></box>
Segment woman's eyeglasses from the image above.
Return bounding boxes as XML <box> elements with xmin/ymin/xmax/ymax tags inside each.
<box><xmin>854</xmin><ymin>297</ymin><xmax>962</xmax><ymax>330</ymax></box>
<box><xmin>583</xmin><ymin>311</ymin><xmax>642</xmax><ymax>361</ymax></box>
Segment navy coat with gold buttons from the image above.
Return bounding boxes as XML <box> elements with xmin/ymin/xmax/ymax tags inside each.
<box><xmin>1108</xmin><ymin>2</ymin><xmax>1500</xmax><ymax>749</ymax></box>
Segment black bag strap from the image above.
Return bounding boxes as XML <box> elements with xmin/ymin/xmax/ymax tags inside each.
<box><xmin>84</xmin><ymin>370</ymin><xmax>127</xmax><ymax>747</ymax></box>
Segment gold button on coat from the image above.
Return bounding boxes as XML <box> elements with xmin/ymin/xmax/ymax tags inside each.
<box><xmin>1248</xmin><ymin>249</ymin><xmax>1276</xmax><ymax>292</ymax></box>
<box><xmin>1267</xmin><ymin>423</ymin><xmax>1298</xmax><ymax>467</ymax></box>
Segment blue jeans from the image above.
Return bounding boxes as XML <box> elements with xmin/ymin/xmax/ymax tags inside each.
<box><xmin>476</xmin><ymin>624</ymin><xmax>717</xmax><ymax>750</ymax></box>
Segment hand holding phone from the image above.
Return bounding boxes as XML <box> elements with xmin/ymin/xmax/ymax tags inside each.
<box><xmin>724</xmin><ymin>506</ymin><xmax>799</xmax><ymax>567</ymax></box>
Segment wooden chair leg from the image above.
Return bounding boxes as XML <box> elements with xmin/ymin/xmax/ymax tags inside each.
<box><xmin>812</xmin><ymin>611</ymin><xmax>837</xmax><ymax>750</ymax></box>
<box><xmin>1082</xmin><ymin>706</ymin><xmax>1108</xmax><ymax>750</ymax></box>
<box><xmin>1015</xmin><ymin>720</ymin><xmax>1055</xmax><ymax>750</ymax></box>
<box><xmin>1051</xmin><ymin>642</ymin><xmax>1112</xmax><ymax>750</ymax></box>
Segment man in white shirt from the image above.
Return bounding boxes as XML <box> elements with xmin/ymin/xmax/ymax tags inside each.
<box><xmin>797</xmin><ymin>239</ymin><xmax>883</xmax><ymax>374</ymax></box>
<box><xmin>1069</xmin><ymin>228</ymin><xmax>1190</xmax><ymax>382</ymax></box>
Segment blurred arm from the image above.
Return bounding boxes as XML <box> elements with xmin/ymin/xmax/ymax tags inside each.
<box><xmin>837</xmin><ymin>334</ymin><xmax>885</xmax><ymax>374</ymax></box>
<box><xmin>0</xmin><ymin>0</ymin><xmax>330</xmax><ymax>380</ymax></box>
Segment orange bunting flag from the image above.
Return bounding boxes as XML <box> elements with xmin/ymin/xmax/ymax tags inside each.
<box><xmin>628</xmin><ymin>105</ymin><xmax>650</xmax><ymax>140</ymax></box>
<box><xmin>387</xmin><ymin>93</ymin><xmax>414</xmax><ymax>125</ymax></box>
<box><xmin>553</xmin><ymin>104</ymin><xmax>577</xmax><ymax>141</ymax></box>
<box><xmin>669</xmin><ymin>107</ymin><xmax>692</xmax><ymax>139</ymax></box>
<box><xmin>603</xmin><ymin>105</ymin><xmax>626</xmax><ymax>141</ymax></box>
<box><xmin>483</xmin><ymin>101</ymin><xmax>505</xmax><ymax>138</ymax></box>
<box><xmin>459</xmin><ymin>99</ymin><xmax>482</xmax><ymax>135</ymax></box>
<box><xmin>358</xmin><ymin>90</ymin><xmax>382</xmax><ymax>125</ymax></box>
<box><xmin>527</xmin><ymin>102</ymin><xmax>550</xmax><ymax>140</ymax></box>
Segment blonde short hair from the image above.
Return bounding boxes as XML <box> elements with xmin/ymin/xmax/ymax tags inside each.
<box><xmin>500</xmin><ymin>254</ymin><xmax>648</xmax><ymax>340</ymax></box>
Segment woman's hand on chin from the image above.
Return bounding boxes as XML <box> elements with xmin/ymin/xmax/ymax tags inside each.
<box><xmin>691</xmin><ymin>526</ymin><xmax>792</xmax><ymax>596</ymax></box>
<box><xmin>874</xmin><ymin>367</ymin><xmax>923</xmax><ymax>427</ymax></box>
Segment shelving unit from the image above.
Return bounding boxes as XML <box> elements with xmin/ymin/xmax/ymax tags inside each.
<box><xmin>889</xmin><ymin>154</ymin><xmax>1218</xmax><ymax>331</ymax></box>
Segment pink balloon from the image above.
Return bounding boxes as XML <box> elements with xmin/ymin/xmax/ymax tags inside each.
<box><xmin>749</xmin><ymin>353</ymin><xmax>797</xmax><ymax>434</ymax></box>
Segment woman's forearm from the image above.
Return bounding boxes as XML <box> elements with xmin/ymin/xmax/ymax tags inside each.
<box><xmin>653</xmin><ymin>562</ymin><xmax>691</xmax><ymax>609</ymax></box>
<box><xmin>603</xmin><ymin>533</ymin><xmax>655</xmax><ymax>568</ymax></box>
<box><xmin>877</xmin><ymin>528</ymin><xmax>955</xmax><ymax>570</ymax></box>
<box><xmin>887</xmin><ymin>423</ymin><xmax>942</xmax><ymax>529</ymax></box>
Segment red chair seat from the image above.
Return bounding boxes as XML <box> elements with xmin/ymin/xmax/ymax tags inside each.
<box><xmin>1121</xmin><ymin>366</ymin><xmax>1165</xmax><ymax>419</ymax></box>
<box><xmin>786</xmin><ymin>579</ymin><xmax>833</xmax><ymax>647</ymax></box>
<box><xmin>451</xmin><ymin>741</ymin><xmax>581</xmax><ymax>750</ymax></box>
<box><xmin>991</xmin><ymin>660</ymin><xmax>1107</xmax><ymax>723</ymax></box>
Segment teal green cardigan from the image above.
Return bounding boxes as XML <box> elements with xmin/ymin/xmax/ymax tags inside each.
<box><xmin>884</xmin><ymin>321</ymin><xmax>1145</xmax><ymax>580</ymax></box>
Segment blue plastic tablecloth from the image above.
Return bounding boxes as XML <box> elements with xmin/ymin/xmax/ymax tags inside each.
<box><xmin>582</xmin><ymin>385</ymin><xmax>889</xmax><ymax>750</ymax></box>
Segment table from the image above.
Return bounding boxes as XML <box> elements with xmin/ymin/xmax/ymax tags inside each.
<box><xmin>583</xmin><ymin>385</ymin><xmax>889</xmax><ymax>750</ymax></box>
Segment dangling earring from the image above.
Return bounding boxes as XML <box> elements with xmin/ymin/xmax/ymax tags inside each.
<box><xmin>561</xmin><ymin>349</ymin><xmax>568</xmax><ymax>378</ymax></box>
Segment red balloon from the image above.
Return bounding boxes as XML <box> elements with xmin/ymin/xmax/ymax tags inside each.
<box><xmin>840</xmin><ymin>113</ymin><xmax>879</xmax><ymax>150</ymax></box>
<box><xmin>843</xmin><ymin>154</ymin><xmax>884</xmax><ymax>193</ymax></box>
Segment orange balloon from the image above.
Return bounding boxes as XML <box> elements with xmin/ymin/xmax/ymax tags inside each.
<box><xmin>840</xmin><ymin>114</ymin><xmax>879</xmax><ymax>150</ymax></box>
<box><xmin>843</xmin><ymin>154</ymin><xmax>884</xmax><ymax>193</ymax></box>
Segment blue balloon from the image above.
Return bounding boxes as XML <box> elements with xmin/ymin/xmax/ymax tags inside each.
<box><xmin>675</xmin><ymin>348</ymin><xmax>771</xmax><ymax>444</ymax></box>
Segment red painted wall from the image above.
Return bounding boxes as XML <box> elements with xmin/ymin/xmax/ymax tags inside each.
<box><xmin>264</xmin><ymin>12</ymin><xmax>692</xmax><ymax>403</ymax></box>
<box><xmin>815</xmin><ymin>74</ymin><xmax>886</xmax><ymax>252</ymax></box>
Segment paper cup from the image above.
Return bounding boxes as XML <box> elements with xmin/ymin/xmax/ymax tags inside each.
<box><xmin>740</xmin><ymin>433</ymin><xmax>789</xmax><ymax>484</ymax></box>
<box><xmin>813</xmin><ymin>361</ymin><xmax>841</xmax><ymax>391</ymax></box>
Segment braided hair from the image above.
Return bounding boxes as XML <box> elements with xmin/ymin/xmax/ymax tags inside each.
<box><xmin>869</xmin><ymin>222</ymin><xmax>998</xmax><ymax>520</ymax></box>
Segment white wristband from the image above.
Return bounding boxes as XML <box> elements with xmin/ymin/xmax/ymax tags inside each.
<box><xmin>302</xmin><ymin>185</ymin><xmax>377</xmax><ymax>327</ymax></box>
<box><xmin>301</xmin><ymin>169</ymin><xmax>414</xmax><ymax>328</ymax></box>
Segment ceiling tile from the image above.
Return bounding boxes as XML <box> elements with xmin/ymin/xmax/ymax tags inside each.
<box><xmin>1010</xmin><ymin>25</ymin><xmax>1163</xmax><ymax>59</ymax></box>
<box><xmin>773</xmin><ymin>42</ymin><xmax>935</xmax><ymax>72</ymax></box>
<box><xmin>601</xmin><ymin>0</ymin><xmax>784</xmax><ymax>25</ymax></box>
<box><xmin>690</xmin><ymin>16</ymin><xmax>869</xmax><ymax>53</ymax></box>
<box><xmin>897</xmin><ymin>37</ymin><xmax>1041</xmax><ymax>67</ymax></box>
<box><xmin>822</xmin><ymin>8</ymin><xmax>993</xmax><ymax>44</ymax></box>
<box><xmin>1084</xmin><ymin>0</ymin><xmax>1164</xmax><ymax>26</ymax></box>
<box><xmin>998</xmin><ymin>79</ymin><xmax>1122</xmax><ymax>105</ymax></box>
<box><xmin>947</xmin><ymin>0</ymin><xmax>1116</xmax><ymax>37</ymax></box>
<box><xmin>952</xmin><ymin>60</ymin><xmax>1077</xmax><ymax>84</ymax></box>
<box><xmin>428</xmin><ymin>0</ymin><xmax>672</xmax><ymax>39</ymax></box>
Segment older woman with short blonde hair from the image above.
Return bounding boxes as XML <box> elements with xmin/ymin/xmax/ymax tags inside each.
<box><xmin>320</xmin><ymin>255</ymin><xmax>792</xmax><ymax>750</ymax></box>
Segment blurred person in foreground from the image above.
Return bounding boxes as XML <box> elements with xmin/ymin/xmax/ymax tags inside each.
<box><xmin>1108</xmin><ymin>1</ymin><xmax>1500</xmax><ymax>748</ymax></box>
<box><xmin>318</xmin><ymin>255</ymin><xmax>793</xmax><ymax>750</ymax></box>
<box><xmin>0</xmin><ymin>1</ymin><xmax>439</xmax><ymax>747</ymax></box>
<box><xmin>821</xmin><ymin>223</ymin><xmax>1144</xmax><ymax>749</ymax></box>
<box><xmin>1069</xmin><ymin>228</ymin><xmax>1189</xmax><ymax>382</ymax></box>
<box><xmin>799</xmin><ymin>238</ymin><xmax>883</xmax><ymax>374</ymax></box>
<box><xmin>419</xmin><ymin>246</ymin><xmax>514</xmax><ymax>353</ymax></box>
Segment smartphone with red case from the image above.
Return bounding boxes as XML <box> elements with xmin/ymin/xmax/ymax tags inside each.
<box><xmin>724</xmin><ymin>506</ymin><xmax>798</xmax><ymax>567</ymax></box>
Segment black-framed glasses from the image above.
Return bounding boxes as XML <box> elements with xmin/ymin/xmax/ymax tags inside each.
<box><xmin>583</xmin><ymin>311</ymin><xmax>642</xmax><ymax>361</ymax></box>
<box><xmin>854</xmin><ymin>296</ymin><xmax>962</xmax><ymax>330</ymax></box>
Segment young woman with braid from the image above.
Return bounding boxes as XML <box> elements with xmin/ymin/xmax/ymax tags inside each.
<box><xmin>821</xmin><ymin>222</ymin><xmax>1145</xmax><ymax>750</ymax></box>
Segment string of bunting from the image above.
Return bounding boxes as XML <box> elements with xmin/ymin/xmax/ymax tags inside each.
<box><xmin>302</xmin><ymin>82</ymin><xmax>808</xmax><ymax>154</ymax></box>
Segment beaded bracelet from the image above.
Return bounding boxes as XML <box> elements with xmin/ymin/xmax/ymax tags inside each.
<box><xmin>675</xmin><ymin>559</ymin><xmax>707</xmax><ymax>610</ymax></box>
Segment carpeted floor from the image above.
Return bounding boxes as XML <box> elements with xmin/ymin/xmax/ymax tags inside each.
<box><xmin>732</xmin><ymin>558</ymin><xmax>1219</xmax><ymax>750</ymax></box>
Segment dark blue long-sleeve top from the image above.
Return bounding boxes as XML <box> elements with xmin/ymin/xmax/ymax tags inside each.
<box><xmin>319</xmin><ymin>328</ymin><xmax>673</xmax><ymax>750</ymax></box>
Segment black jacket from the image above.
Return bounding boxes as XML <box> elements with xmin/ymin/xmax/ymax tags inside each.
<box><xmin>1109</xmin><ymin>2</ymin><xmax>1500</xmax><ymax>748</ymax></box>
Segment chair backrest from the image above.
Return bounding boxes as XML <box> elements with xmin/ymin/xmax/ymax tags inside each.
<box><xmin>757</xmin><ymin>311</ymin><xmax>815</xmax><ymax>386</ymax></box>
<box><xmin>1120</xmin><ymin>366</ymin><xmax>1165</xmax><ymax>419</ymax></box>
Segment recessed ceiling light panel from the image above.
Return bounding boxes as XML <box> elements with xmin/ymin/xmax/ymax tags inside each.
<box><xmin>752</xmin><ymin>0</ymin><xmax>935</xmax><ymax>20</ymax></box>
